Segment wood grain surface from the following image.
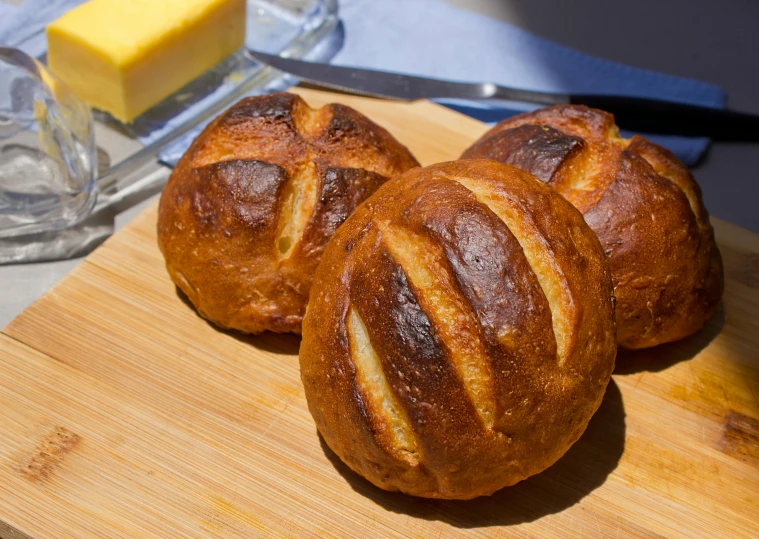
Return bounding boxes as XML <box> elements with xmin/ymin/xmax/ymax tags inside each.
<box><xmin>0</xmin><ymin>88</ymin><xmax>757</xmax><ymax>538</ymax></box>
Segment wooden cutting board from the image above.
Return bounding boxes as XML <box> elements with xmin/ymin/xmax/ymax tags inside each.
<box><xmin>1</xmin><ymin>88</ymin><xmax>758</xmax><ymax>539</ymax></box>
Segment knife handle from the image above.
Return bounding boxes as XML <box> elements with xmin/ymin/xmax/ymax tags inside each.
<box><xmin>568</xmin><ymin>94</ymin><xmax>759</xmax><ymax>141</ymax></box>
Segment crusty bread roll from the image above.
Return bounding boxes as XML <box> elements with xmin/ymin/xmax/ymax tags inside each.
<box><xmin>462</xmin><ymin>105</ymin><xmax>723</xmax><ymax>349</ymax></box>
<box><xmin>157</xmin><ymin>92</ymin><xmax>419</xmax><ymax>334</ymax></box>
<box><xmin>300</xmin><ymin>160</ymin><xmax>616</xmax><ymax>499</ymax></box>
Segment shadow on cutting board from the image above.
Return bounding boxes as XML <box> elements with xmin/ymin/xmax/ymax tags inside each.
<box><xmin>614</xmin><ymin>302</ymin><xmax>725</xmax><ymax>375</ymax></box>
<box><xmin>174</xmin><ymin>286</ymin><xmax>301</xmax><ymax>356</ymax></box>
<box><xmin>226</xmin><ymin>329</ymin><xmax>302</xmax><ymax>356</ymax></box>
<box><xmin>320</xmin><ymin>379</ymin><xmax>626</xmax><ymax>527</ymax></box>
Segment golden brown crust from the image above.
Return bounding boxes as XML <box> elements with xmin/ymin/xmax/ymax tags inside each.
<box><xmin>157</xmin><ymin>93</ymin><xmax>419</xmax><ymax>334</ymax></box>
<box><xmin>462</xmin><ymin>105</ymin><xmax>724</xmax><ymax>349</ymax></box>
<box><xmin>300</xmin><ymin>160</ymin><xmax>616</xmax><ymax>499</ymax></box>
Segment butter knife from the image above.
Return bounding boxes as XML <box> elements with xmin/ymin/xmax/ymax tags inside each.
<box><xmin>248</xmin><ymin>50</ymin><xmax>759</xmax><ymax>141</ymax></box>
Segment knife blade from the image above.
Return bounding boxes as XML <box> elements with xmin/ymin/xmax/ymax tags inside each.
<box><xmin>247</xmin><ymin>50</ymin><xmax>759</xmax><ymax>141</ymax></box>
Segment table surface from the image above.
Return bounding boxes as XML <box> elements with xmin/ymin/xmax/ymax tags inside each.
<box><xmin>2</xmin><ymin>0</ymin><xmax>758</xmax><ymax>328</ymax></box>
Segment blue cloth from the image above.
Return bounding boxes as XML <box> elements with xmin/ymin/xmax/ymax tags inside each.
<box><xmin>1</xmin><ymin>0</ymin><xmax>725</xmax><ymax>166</ymax></box>
<box><xmin>334</xmin><ymin>0</ymin><xmax>725</xmax><ymax>165</ymax></box>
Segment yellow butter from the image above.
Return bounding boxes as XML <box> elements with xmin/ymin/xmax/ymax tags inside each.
<box><xmin>47</xmin><ymin>0</ymin><xmax>246</xmax><ymax>122</ymax></box>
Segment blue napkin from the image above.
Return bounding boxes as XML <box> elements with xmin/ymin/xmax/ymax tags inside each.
<box><xmin>334</xmin><ymin>0</ymin><xmax>725</xmax><ymax>166</ymax></box>
<box><xmin>1</xmin><ymin>0</ymin><xmax>726</xmax><ymax>166</ymax></box>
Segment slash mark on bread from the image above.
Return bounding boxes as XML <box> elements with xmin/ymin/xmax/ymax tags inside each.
<box><xmin>347</xmin><ymin>307</ymin><xmax>419</xmax><ymax>463</ymax></box>
<box><xmin>452</xmin><ymin>176</ymin><xmax>573</xmax><ymax>365</ymax></box>
<box><xmin>377</xmin><ymin>221</ymin><xmax>496</xmax><ymax>429</ymax></box>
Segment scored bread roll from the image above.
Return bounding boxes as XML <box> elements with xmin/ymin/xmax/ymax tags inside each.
<box><xmin>462</xmin><ymin>105</ymin><xmax>723</xmax><ymax>349</ymax></box>
<box><xmin>300</xmin><ymin>160</ymin><xmax>617</xmax><ymax>499</ymax></box>
<box><xmin>157</xmin><ymin>92</ymin><xmax>419</xmax><ymax>334</ymax></box>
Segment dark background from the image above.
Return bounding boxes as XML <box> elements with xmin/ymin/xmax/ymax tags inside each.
<box><xmin>447</xmin><ymin>0</ymin><xmax>759</xmax><ymax>233</ymax></box>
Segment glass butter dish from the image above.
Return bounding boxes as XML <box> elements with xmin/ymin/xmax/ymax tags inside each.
<box><xmin>0</xmin><ymin>0</ymin><xmax>338</xmax><ymax>239</ymax></box>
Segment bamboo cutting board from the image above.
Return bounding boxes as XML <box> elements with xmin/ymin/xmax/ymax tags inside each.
<box><xmin>1</xmin><ymin>88</ymin><xmax>758</xmax><ymax>538</ymax></box>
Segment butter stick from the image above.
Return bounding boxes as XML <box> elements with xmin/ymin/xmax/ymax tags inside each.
<box><xmin>47</xmin><ymin>0</ymin><xmax>246</xmax><ymax>123</ymax></box>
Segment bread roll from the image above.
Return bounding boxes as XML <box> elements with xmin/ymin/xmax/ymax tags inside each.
<box><xmin>157</xmin><ymin>92</ymin><xmax>419</xmax><ymax>334</ymax></box>
<box><xmin>462</xmin><ymin>105</ymin><xmax>723</xmax><ymax>349</ymax></box>
<box><xmin>300</xmin><ymin>160</ymin><xmax>616</xmax><ymax>499</ymax></box>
